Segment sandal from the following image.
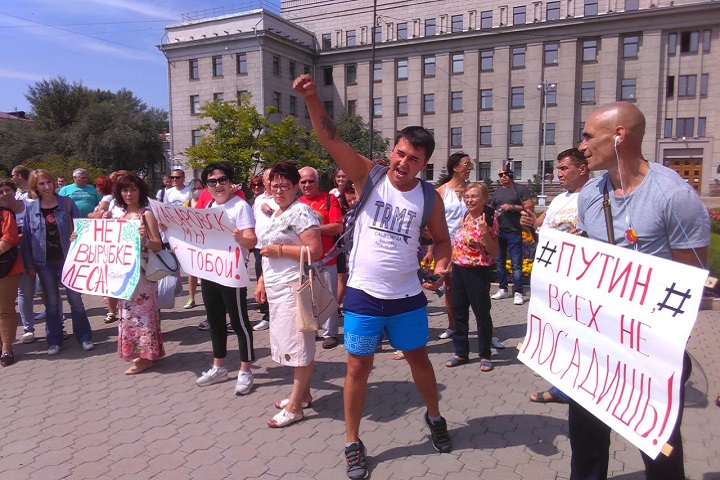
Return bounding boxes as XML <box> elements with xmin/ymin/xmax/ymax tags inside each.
<box><xmin>104</xmin><ymin>313</ymin><xmax>117</xmax><ymax>324</ymax></box>
<box><xmin>267</xmin><ymin>408</ymin><xmax>304</xmax><ymax>428</ymax></box>
<box><xmin>125</xmin><ymin>359</ymin><xmax>153</xmax><ymax>375</ymax></box>
<box><xmin>274</xmin><ymin>398</ymin><xmax>312</xmax><ymax>410</ymax></box>
<box><xmin>445</xmin><ymin>355</ymin><xmax>469</xmax><ymax>368</ymax></box>
<box><xmin>391</xmin><ymin>350</ymin><xmax>405</xmax><ymax>360</ymax></box>
<box><xmin>529</xmin><ymin>387</ymin><xmax>567</xmax><ymax>404</ymax></box>
<box><xmin>479</xmin><ymin>359</ymin><xmax>494</xmax><ymax>372</ymax></box>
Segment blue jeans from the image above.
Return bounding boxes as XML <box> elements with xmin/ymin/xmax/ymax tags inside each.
<box><xmin>496</xmin><ymin>230</ymin><xmax>523</xmax><ymax>293</ymax></box>
<box><xmin>36</xmin><ymin>260</ymin><xmax>92</xmax><ymax>346</ymax></box>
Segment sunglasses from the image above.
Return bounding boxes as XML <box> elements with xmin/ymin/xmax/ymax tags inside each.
<box><xmin>250</xmin><ymin>183</ymin><xmax>263</xmax><ymax>188</ymax></box>
<box><xmin>205</xmin><ymin>177</ymin><xmax>230</xmax><ymax>187</ymax></box>
<box><xmin>498</xmin><ymin>172</ymin><xmax>512</xmax><ymax>178</ymax></box>
<box><xmin>171</xmin><ymin>176</ymin><xmax>183</xmax><ymax>179</ymax></box>
<box><xmin>299</xmin><ymin>179</ymin><xmax>316</xmax><ymax>185</ymax></box>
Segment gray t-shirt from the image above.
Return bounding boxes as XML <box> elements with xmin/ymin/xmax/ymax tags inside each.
<box><xmin>491</xmin><ymin>183</ymin><xmax>532</xmax><ymax>232</ymax></box>
<box><xmin>577</xmin><ymin>162</ymin><xmax>709</xmax><ymax>260</ymax></box>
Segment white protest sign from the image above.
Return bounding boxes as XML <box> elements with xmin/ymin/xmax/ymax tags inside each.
<box><xmin>518</xmin><ymin>228</ymin><xmax>707</xmax><ymax>459</ymax></box>
<box><xmin>61</xmin><ymin>219</ymin><xmax>141</xmax><ymax>300</ymax></box>
<box><xmin>150</xmin><ymin>200</ymin><xmax>250</xmax><ymax>288</ymax></box>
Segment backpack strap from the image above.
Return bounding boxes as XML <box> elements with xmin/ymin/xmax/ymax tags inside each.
<box><xmin>418</xmin><ymin>179</ymin><xmax>435</xmax><ymax>233</ymax></box>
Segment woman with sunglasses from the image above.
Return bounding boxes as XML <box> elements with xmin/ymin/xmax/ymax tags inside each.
<box><xmin>255</xmin><ymin>161</ymin><xmax>322</xmax><ymax>428</ymax></box>
<box><xmin>194</xmin><ymin>163</ymin><xmax>258</xmax><ymax>396</ymax></box>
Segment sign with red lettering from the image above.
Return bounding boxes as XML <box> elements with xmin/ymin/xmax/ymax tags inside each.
<box><xmin>150</xmin><ymin>201</ymin><xmax>249</xmax><ymax>288</ymax></box>
<box><xmin>61</xmin><ymin>219</ymin><xmax>141</xmax><ymax>300</ymax></box>
<box><xmin>518</xmin><ymin>228</ymin><xmax>707</xmax><ymax>459</ymax></box>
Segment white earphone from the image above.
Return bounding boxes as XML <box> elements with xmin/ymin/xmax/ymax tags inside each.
<box><xmin>614</xmin><ymin>135</ymin><xmax>619</xmax><ymax>146</ymax></box>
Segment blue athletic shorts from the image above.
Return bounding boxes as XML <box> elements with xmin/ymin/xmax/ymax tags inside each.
<box><xmin>344</xmin><ymin>307</ymin><xmax>429</xmax><ymax>355</ymax></box>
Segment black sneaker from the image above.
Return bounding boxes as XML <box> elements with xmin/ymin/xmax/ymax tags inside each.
<box><xmin>345</xmin><ymin>440</ymin><xmax>367</xmax><ymax>479</ymax></box>
<box><xmin>424</xmin><ymin>411</ymin><xmax>452</xmax><ymax>453</ymax></box>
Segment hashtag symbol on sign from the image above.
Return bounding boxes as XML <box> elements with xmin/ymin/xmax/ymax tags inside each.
<box><xmin>536</xmin><ymin>241</ymin><xmax>556</xmax><ymax>267</ymax></box>
<box><xmin>656</xmin><ymin>283</ymin><xmax>692</xmax><ymax>317</ymax></box>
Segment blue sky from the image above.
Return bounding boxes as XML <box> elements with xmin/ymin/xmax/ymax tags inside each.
<box><xmin>0</xmin><ymin>1</ymin><xmax>279</xmax><ymax>114</ymax></box>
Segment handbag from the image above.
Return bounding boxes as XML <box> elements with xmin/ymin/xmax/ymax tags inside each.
<box><xmin>140</xmin><ymin>213</ymin><xmax>180</xmax><ymax>282</ymax></box>
<box><xmin>295</xmin><ymin>245</ymin><xmax>338</xmax><ymax>333</ymax></box>
<box><xmin>157</xmin><ymin>273</ymin><xmax>180</xmax><ymax>309</ymax></box>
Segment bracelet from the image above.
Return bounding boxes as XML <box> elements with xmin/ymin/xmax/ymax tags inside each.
<box><xmin>278</xmin><ymin>244</ymin><xmax>283</xmax><ymax>257</ymax></box>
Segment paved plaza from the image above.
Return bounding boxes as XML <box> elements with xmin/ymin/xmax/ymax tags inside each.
<box><xmin>1</xmin><ymin>276</ymin><xmax>719</xmax><ymax>480</ymax></box>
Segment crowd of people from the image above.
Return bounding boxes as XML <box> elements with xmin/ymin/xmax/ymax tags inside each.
<box><xmin>0</xmin><ymin>72</ymin><xmax>713</xmax><ymax>480</ymax></box>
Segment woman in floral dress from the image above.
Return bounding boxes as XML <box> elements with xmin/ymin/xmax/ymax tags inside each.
<box><xmin>112</xmin><ymin>173</ymin><xmax>164</xmax><ymax>374</ymax></box>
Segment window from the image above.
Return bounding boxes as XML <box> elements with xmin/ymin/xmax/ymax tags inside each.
<box><xmin>324</xmin><ymin>100</ymin><xmax>334</xmax><ymax>118</ymax></box>
<box><xmin>664</xmin><ymin>119</ymin><xmax>673</xmax><ymax>138</ymax></box>
<box><xmin>373</xmin><ymin>98</ymin><xmax>382</xmax><ymax>116</ymax></box>
<box><xmin>479</xmin><ymin>126</ymin><xmax>492</xmax><ymax>146</ymax></box>
<box><xmin>323</xmin><ymin>67</ymin><xmax>333</xmax><ymax>85</ymax></box>
<box><xmin>290</xmin><ymin>96</ymin><xmax>297</xmax><ymax>116</ymax></box>
<box><xmin>397</xmin><ymin>23</ymin><xmax>407</xmax><ymax>40</ymax></box>
<box><xmin>676</xmin><ymin>118</ymin><xmax>694</xmax><ymax>137</ymax></box>
<box><xmin>189</xmin><ymin>59</ymin><xmax>199</xmax><ymax>79</ymax></box>
<box><xmin>236</xmin><ymin>53</ymin><xmax>247</xmax><ymax>74</ymax></box>
<box><xmin>213</xmin><ymin>92</ymin><xmax>224</xmax><ymax>101</ymax></box>
<box><xmin>373</xmin><ymin>62</ymin><xmax>382</xmax><ymax>82</ymax></box>
<box><xmin>512</xmin><ymin>46</ymin><xmax>526</xmax><ymax>68</ymax></box>
<box><xmin>347</xmin><ymin>29</ymin><xmax>356</xmax><ymax>46</ymax></box>
<box><xmin>272</xmin><ymin>56</ymin><xmax>280</xmax><ymax>76</ymax></box>
<box><xmin>322</xmin><ymin>33</ymin><xmax>331</xmax><ymax>49</ymax></box>
<box><xmin>542</xmin><ymin>123</ymin><xmax>556</xmax><ymax>145</ymax></box>
<box><xmin>478</xmin><ymin>162</ymin><xmax>491</xmax><ymax>180</ymax></box>
<box><xmin>212</xmin><ymin>56</ymin><xmax>223</xmax><ymax>77</ymax></box>
<box><xmin>480</xmin><ymin>49</ymin><xmax>494</xmax><ymax>71</ymax></box>
<box><xmin>668</xmin><ymin>33</ymin><xmax>677</xmax><ymax>56</ymax></box>
<box><xmin>667</xmin><ymin>76</ymin><xmax>675</xmax><ymax>97</ymax></box>
<box><xmin>584</xmin><ymin>0</ymin><xmax>598</xmax><ymax>16</ymax></box>
<box><xmin>190</xmin><ymin>95</ymin><xmax>200</xmax><ymax>114</ymax></box>
<box><xmin>578</xmin><ymin>122</ymin><xmax>585</xmax><ymax>143</ymax></box>
<box><xmin>582</xmin><ymin>40</ymin><xmax>598</xmax><ymax>62</ymax></box>
<box><xmin>625</xmin><ymin>0</ymin><xmax>639</xmax><ymax>10</ymax></box>
<box><xmin>511</xmin><ymin>87</ymin><xmax>525</xmax><ymax>108</ymax></box>
<box><xmin>451</xmin><ymin>127</ymin><xmax>462</xmax><ymax>147</ymax></box>
<box><xmin>510</xmin><ymin>124</ymin><xmax>523</xmax><ymax>145</ymax></box>
<box><xmin>236</xmin><ymin>90</ymin><xmax>248</xmax><ymax>100</ymax></box>
<box><xmin>425</xmin><ymin>18</ymin><xmax>436</xmax><ymax>36</ymax></box>
<box><xmin>547</xmin><ymin>1</ymin><xmax>560</xmax><ymax>20</ymax></box>
<box><xmin>544</xmin><ymin>43</ymin><xmax>559</xmax><ymax>65</ymax></box>
<box><xmin>304</xmin><ymin>64</ymin><xmax>310</xmax><ymax>74</ymax></box>
<box><xmin>678</xmin><ymin>75</ymin><xmax>697</xmax><ymax>97</ymax></box>
<box><xmin>423</xmin><ymin>56</ymin><xmax>436</xmax><ymax>77</ymax></box>
<box><xmin>700</xmin><ymin>73</ymin><xmax>709</xmax><ymax>96</ymax></box>
<box><xmin>289</xmin><ymin>61</ymin><xmax>296</xmax><ymax>79</ymax></box>
<box><xmin>423</xmin><ymin>93</ymin><xmax>435</xmax><ymax>114</ymax></box>
<box><xmin>623</xmin><ymin>35</ymin><xmax>640</xmax><ymax>58</ymax></box>
<box><xmin>347</xmin><ymin>99</ymin><xmax>356</xmax><ymax>116</ymax></box>
<box><xmin>513</xmin><ymin>6</ymin><xmax>526</xmax><ymax>25</ymax></box>
<box><xmin>451</xmin><ymin>15</ymin><xmax>463</xmax><ymax>32</ymax></box>
<box><xmin>396</xmin><ymin>59</ymin><xmax>408</xmax><ymax>79</ymax></box>
<box><xmin>451</xmin><ymin>91</ymin><xmax>463</xmax><ymax>111</ymax></box>
<box><xmin>698</xmin><ymin>117</ymin><xmax>706</xmax><ymax>137</ymax></box>
<box><xmin>581</xmin><ymin>81</ymin><xmax>596</xmax><ymax>103</ymax></box>
<box><xmin>620</xmin><ymin>78</ymin><xmax>636</xmax><ymax>101</ymax></box>
<box><xmin>546</xmin><ymin>89</ymin><xmax>557</xmax><ymax>106</ymax></box>
<box><xmin>397</xmin><ymin>96</ymin><xmax>408</xmax><ymax>115</ymax></box>
<box><xmin>451</xmin><ymin>53</ymin><xmax>464</xmax><ymax>74</ymax></box>
<box><xmin>273</xmin><ymin>92</ymin><xmax>281</xmax><ymax>111</ymax></box>
<box><xmin>703</xmin><ymin>29</ymin><xmax>711</xmax><ymax>52</ymax></box>
<box><xmin>346</xmin><ymin>64</ymin><xmax>357</xmax><ymax>84</ymax></box>
<box><xmin>480</xmin><ymin>89</ymin><xmax>493</xmax><ymax>110</ymax></box>
<box><xmin>680</xmin><ymin>31</ymin><xmax>699</xmax><ymax>53</ymax></box>
<box><xmin>373</xmin><ymin>26</ymin><xmax>382</xmax><ymax>43</ymax></box>
<box><xmin>481</xmin><ymin>10</ymin><xmax>492</xmax><ymax>29</ymax></box>
<box><xmin>191</xmin><ymin>129</ymin><xmax>202</xmax><ymax>146</ymax></box>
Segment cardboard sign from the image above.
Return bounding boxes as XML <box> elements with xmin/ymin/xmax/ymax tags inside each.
<box><xmin>150</xmin><ymin>200</ymin><xmax>250</xmax><ymax>287</ymax></box>
<box><xmin>518</xmin><ymin>228</ymin><xmax>707</xmax><ymax>459</ymax></box>
<box><xmin>61</xmin><ymin>219</ymin><xmax>141</xmax><ymax>300</ymax></box>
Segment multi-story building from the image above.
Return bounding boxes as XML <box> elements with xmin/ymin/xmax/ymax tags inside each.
<box><xmin>160</xmin><ymin>0</ymin><xmax>719</xmax><ymax>194</ymax></box>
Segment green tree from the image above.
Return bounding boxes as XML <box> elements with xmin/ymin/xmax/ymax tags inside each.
<box><xmin>26</xmin><ymin>155</ymin><xmax>104</xmax><ymax>183</ymax></box>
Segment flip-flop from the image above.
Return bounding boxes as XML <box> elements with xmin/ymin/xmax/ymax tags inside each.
<box><xmin>479</xmin><ymin>359</ymin><xmax>494</xmax><ymax>372</ymax></box>
<box><xmin>125</xmin><ymin>359</ymin><xmax>153</xmax><ymax>375</ymax></box>
<box><xmin>529</xmin><ymin>388</ymin><xmax>567</xmax><ymax>404</ymax></box>
<box><xmin>274</xmin><ymin>398</ymin><xmax>312</xmax><ymax>410</ymax></box>
<box><xmin>445</xmin><ymin>356</ymin><xmax>469</xmax><ymax>368</ymax></box>
<box><xmin>391</xmin><ymin>350</ymin><xmax>405</xmax><ymax>360</ymax></box>
<box><xmin>267</xmin><ymin>408</ymin><xmax>304</xmax><ymax>428</ymax></box>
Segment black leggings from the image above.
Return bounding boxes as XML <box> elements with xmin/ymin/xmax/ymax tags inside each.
<box><xmin>201</xmin><ymin>280</ymin><xmax>254</xmax><ymax>362</ymax></box>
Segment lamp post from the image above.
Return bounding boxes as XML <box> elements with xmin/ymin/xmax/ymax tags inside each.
<box><xmin>536</xmin><ymin>81</ymin><xmax>556</xmax><ymax>207</ymax></box>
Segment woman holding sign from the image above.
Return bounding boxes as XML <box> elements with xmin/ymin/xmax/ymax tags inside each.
<box><xmin>112</xmin><ymin>174</ymin><xmax>165</xmax><ymax>374</ymax></box>
<box><xmin>21</xmin><ymin>169</ymin><xmax>94</xmax><ymax>356</ymax></box>
<box><xmin>255</xmin><ymin>161</ymin><xmax>322</xmax><ymax>428</ymax></box>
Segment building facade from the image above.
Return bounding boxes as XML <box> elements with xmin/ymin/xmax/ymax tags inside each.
<box><xmin>161</xmin><ymin>0</ymin><xmax>719</xmax><ymax>194</ymax></box>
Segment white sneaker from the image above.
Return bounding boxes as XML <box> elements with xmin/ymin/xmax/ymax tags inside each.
<box><xmin>22</xmin><ymin>331</ymin><xmax>35</xmax><ymax>344</ymax></box>
<box><xmin>235</xmin><ymin>371</ymin><xmax>254</xmax><ymax>395</ymax></box>
<box><xmin>47</xmin><ymin>345</ymin><xmax>61</xmax><ymax>356</ymax></box>
<box><xmin>197</xmin><ymin>321</ymin><xmax>210</xmax><ymax>331</ymax></box>
<box><xmin>514</xmin><ymin>292</ymin><xmax>524</xmax><ymax>305</ymax></box>
<box><xmin>491</xmin><ymin>289</ymin><xmax>511</xmax><ymax>300</ymax></box>
<box><xmin>196</xmin><ymin>365</ymin><xmax>228</xmax><ymax>387</ymax></box>
<box><xmin>438</xmin><ymin>329</ymin><xmax>453</xmax><ymax>339</ymax></box>
<box><xmin>82</xmin><ymin>341</ymin><xmax>95</xmax><ymax>351</ymax></box>
<box><xmin>253</xmin><ymin>319</ymin><xmax>269</xmax><ymax>331</ymax></box>
<box><xmin>491</xmin><ymin>337</ymin><xmax>506</xmax><ymax>350</ymax></box>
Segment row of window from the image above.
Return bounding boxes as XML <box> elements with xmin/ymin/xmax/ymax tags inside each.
<box><xmin>188</xmin><ymin>54</ymin><xmax>311</xmax><ymax>80</ymax></box>
<box><xmin>664</xmin><ymin>117</ymin><xmax>707</xmax><ymax>138</ymax></box>
<box><xmin>666</xmin><ymin>74</ymin><xmax>710</xmax><ymax>98</ymax></box>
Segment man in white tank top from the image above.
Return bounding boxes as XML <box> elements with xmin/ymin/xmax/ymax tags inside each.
<box><xmin>295</xmin><ymin>74</ymin><xmax>453</xmax><ymax>479</ymax></box>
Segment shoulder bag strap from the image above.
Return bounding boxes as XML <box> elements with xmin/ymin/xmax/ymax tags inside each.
<box><xmin>62</xmin><ymin>196</ymin><xmax>74</xmax><ymax>235</ymax></box>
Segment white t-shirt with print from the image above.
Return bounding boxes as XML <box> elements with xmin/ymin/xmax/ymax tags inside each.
<box><xmin>165</xmin><ymin>186</ymin><xmax>191</xmax><ymax>206</ymax></box>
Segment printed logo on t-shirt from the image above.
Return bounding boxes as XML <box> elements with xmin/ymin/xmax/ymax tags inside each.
<box><xmin>368</xmin><ymin>200</ymin><xmax>418</xmax><ymax>245</ymax></box>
